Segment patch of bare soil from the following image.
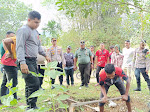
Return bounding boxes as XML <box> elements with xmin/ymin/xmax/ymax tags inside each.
<box><xmin>67</xmin><ymin>97</ymin><xmax>149</xmax><ymax>112</ymax></box>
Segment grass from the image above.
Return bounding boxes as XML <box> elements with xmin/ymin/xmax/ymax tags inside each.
<box><xmin>0</xmin><ymin>71</ymin><xmax>149</xmax><ymax>112</ymax></box>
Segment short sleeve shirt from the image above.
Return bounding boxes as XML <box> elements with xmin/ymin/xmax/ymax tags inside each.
<box><xmin>74</xmin><ymin>47</ymin><xmax>92</xmax><ymax>64</ymax></box>
<box><xmin>95</xmin><ymin>49</ymin><xmax>109</xmax><ymax>67</ymax></box>
<box><xmin>99</xmin><ymin>67</ymin><xmax>128</xmax><ymax>86</ymax></box>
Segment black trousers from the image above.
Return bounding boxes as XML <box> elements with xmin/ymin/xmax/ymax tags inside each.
<box><xmin>38</xmin><ymin>65</ymin><xmax>45</xmax><ymax>87</ymax></box>
<box><xmin>51</xmin><ymin>62</ymin><xmax>63</xmax><ymax>85</ymax></box>
<box><xmin>96</xmin><ymin>66</ymin><xmax>104</xmax><ymax>83</ymax></box>
<box><xmin>19</xmin><ymin>58</ymin><xmax>40</xmax><ymax>108</ymax></box>
<box><xmin>78</xmin><ymin>63</ymin><xmax>90</xmax><ymax>86</ymax></box>
<box><xmin>65</xmin><ymin>68</ymin><xmax>74</xmax><ymax>85</ymax></box>
<box><xmin>1</xmin><ymin>65</ymin><xmax>18</xmax><ymax>99</ymax></box>
<box><xmin>135</xmin><ymin>68</ymin><xmax>150</xmax><ymax>88</ymax></box>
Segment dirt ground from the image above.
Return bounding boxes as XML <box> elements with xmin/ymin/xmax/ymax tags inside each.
<box><xmin>71</xmin><ymin>94</ymin><xmax>150</xmax><ymax>112</ymax></box>
<box><xmin>62</xmin><ymin>74</ymin><xmax>150</xmax><ymax>112</ymax></box>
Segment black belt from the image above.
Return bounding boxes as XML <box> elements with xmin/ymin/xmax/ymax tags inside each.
<box><xmin>25</xmin><ymin>57</ymin><xmax>37</xmax><ymax>60</ymax></box>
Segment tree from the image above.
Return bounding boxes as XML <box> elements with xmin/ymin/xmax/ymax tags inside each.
<box><xmin>56</xmin><ymin>1</ymin><xmax>125</xmax><ymax>51</ymax></box>
<box><xmin>41</xmin><ymin>20</ymin><xmax>62</xmax><ymax>46</ymax></box>
<box><xmin>43</xmin><ymin>0</ymin><xmax>150</xmax><ymax>18</ymax></box>
<box><xmin>42</xmin><ymin>0</ymin><xmax>150</xmax><ymax>50</ymax></box>
<box><xmin>0</xmin><ymin>0</ymin><xmax>32</xmax><ymax>40</ymax></box>
<box><xmin>42</xmin><ymin>20</ymin><xmax>62</xmax><ymax>38</ymax></box>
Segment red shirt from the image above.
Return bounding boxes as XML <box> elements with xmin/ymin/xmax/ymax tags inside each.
<box><xmin>99</xmin><ymin>67</ymin><xmax>128</xmax><ymax>86</ymax></box>
<box><xmin>95</xmin><ymin>49</ymin><xmax>109</xmax><ymax>67</ymax></box>
<box><xmin>1</xmin><ymin>53</ymin><xmax>17</xmax><ymax>66</ymax></box>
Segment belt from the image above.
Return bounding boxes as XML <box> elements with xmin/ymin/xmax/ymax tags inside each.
<box><xmin>25</xmin><ymin>57</ymin><xmax>37</xmax><ymax>60</ymax></box>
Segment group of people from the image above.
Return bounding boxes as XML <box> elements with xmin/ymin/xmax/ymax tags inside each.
<box><xmin>0</xmin><ymin>10</ymin><xmax>150</xmax><ymax>112</ymax></box>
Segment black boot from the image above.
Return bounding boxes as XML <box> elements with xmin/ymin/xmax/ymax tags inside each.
<box><xmin>134</xmin><ymin>83</ymin><xmax>141</xmax><ymax>91</ymax></box>
<box><xmin>30</xmin><ymin>103</ymin><xmax>39</xmax><ymax>110</ymax></box>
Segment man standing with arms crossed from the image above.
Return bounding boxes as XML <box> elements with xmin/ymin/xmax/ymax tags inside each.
<box><xmin>16</xmin><ymin>11</ymin><xmax>50</xmax><ymax>110</ymax></box>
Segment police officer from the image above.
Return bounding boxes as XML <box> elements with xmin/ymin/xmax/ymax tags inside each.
<box><xmin>64</xmin><ymin>46</ymin><xmax>74</xmax><ymax>86</ymax></box>
<box><xmin>16</xmin><ymin>11</ymin><xmax>50</xmax><ymax>110</ymax></box>
<box><xmin>74</xmin><ymin>40</ymin><xmax>93</xmax><ymax>87</ymax></box>
<box><xmin>48</xmin><ymin>38</ymin><xmax>66</xmax><ymax>89</ymax></box>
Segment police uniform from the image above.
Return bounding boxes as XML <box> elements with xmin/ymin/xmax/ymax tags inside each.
<box><xmin>48</xmin><ymin>46</ymin><xmax>66</xmax><ymax>85</ymax></box>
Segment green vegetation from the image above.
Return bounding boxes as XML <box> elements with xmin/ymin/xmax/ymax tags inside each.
<box><xmin>0</xmin><ymin>0</ymin><xmax>150</xmax><ymax>111</ymax></box>
<box><xmin>0</xmin><ymin>73</ymin><xmax>149</xmax><ymax>112</ymax></box>
<box><xmin>0</xmin><ymin>0</ymin><xmax>32</xmax><ymax>40</ymax></box>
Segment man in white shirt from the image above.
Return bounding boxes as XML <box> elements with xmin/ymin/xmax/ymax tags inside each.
<box><xmin>122</xmin><ymin>40</ymin><xmax>134</xmax><ymax>79</ymax></box>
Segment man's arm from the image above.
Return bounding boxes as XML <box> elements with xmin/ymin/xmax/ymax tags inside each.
<box><xmin>119</xmin><ymin>68</ymin><xmax>131</xmax><ymax>101</ymax></box>
<box><xmin>132</xmin><ymin>50</ymin><xmax>136</xmax><ymax>70</ymax></box>
<box><xmin>38</xmin><ymin>42</ymin><xmax>50</xmax><ymax>62</ymax></box>
<box><xmin>16</xmin><ymin>28</ymin><xmax>28</xmax><ymax>64</ymax></box>
<box><xmin>100</xmin><ymin>85</ymin><xmax>107</xmax><ymax>97</ymax></box>
<box><xmin>122</xmin><ymin>78</ymin><xmax>130</xmax><ymax>101</ymax></box>
<box><xmin>89</xmin><ymin>50</ymin><xmax>93</xmax><ymax>64</ymax></box>
<box><xmin>145</xmin><ymin>53</ymin><xmax>150</xmax><ymax>74</ymax></box>
<box><xmin>2</xmin><ymin>41</ymin><xmax>7</xmax><ymax>51</ymax></box>
<box><xmin>125</xmin><ymin>78</ymin><xmax>130</xmax><ymax>95</ymax></box>
<box><xmin>16</xmin><ymin>28</ymin><xmax>29</xmax><ymax>74</ymax></box>
<box><xmin>100</xmin><ymin>85</ymin><xmax>108</xmax><ymax>103</ymax></box>
<box><xmin>3</xmin><ymin>38</ymin><xmax>14</xmax><ymax>59</ymax></box>
<box><xmin>95</xmin><ymin>56</ymin><xmax>98</xmax><ymax>68</ymax></box>
<box><xmin>73</xmin><ymin>50</ymin><xmax>78</xmax><ymax>71</ymax></box>
<box><xmin>74</xmin><ymin>58</ymin><xmax>77</xmax><ymax>71</ymax></box>
<box><xmin>3</xmin><ymin>38</ymin><xmax>13</xmax><ymax>53</ymax></box>
<box><xmin>90</xmin><ymin>56</ymin><xmax>94</xmax><ymax>69</ymax></box>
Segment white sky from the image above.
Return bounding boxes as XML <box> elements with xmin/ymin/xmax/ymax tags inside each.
<box><xmin>19</xmin><ymin>0</ymin><xmax>70</xmax><ymax>33</ymax></box>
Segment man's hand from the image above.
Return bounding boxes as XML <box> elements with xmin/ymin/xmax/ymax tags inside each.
<box><xmin>102</xmin><ymin>96</ymin><xmax>108</xmax><ymax>103</ymax></box>
<box><xmin>95</xmin><ymin>64</ymin><xmax>98</xmax><ymax>69</ymax></box>
<box><xmin>74</xmin><ymin>65</ymin><xmax>77</xmax><ymax>71</ymax></box>
<box><xmin>146</xmin><ymin>70</ymin><xmax>148</xmax><ymax>74</ymax></box>
<box><xmin>20</xmin><ymin>64</ymin><xmax>29</xmax><ymax>74</ymax></box>
<box><xmin>121</xmin><ymin>95</ymin><xmax>128</xmax><ymax>101</ymax></box>
<box><xmin>45</xmin><ymin>56</ymin><xmax>51</xmax><ymax>63</ymax></box>
<box><xmin>5</xmin><ymin>53</ymin><xmax>13</xmax><ymax>59</ymax></box>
